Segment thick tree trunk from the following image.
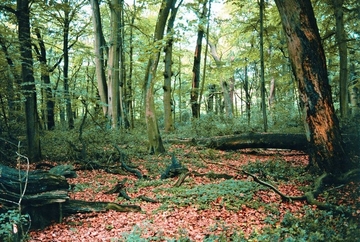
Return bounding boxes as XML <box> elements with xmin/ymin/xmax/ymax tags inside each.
<box><xmin>17</xmin><ymin>0</ymin><xmax>41</xmax><ymax>161</ymax></box>
<box><xmin>205</xmin><ymin>133</ymin><xmax>309</xmax><ymax>151</ymax></box>
<box><xmin>274</xmin><ymin>0</ymin><xmax>349</xmax><ymax>174</ymax></box>
<box><xmin>90</xmin><ymin>0</ymin><xmax>108</xmax><ymax>116</ymax></box>
<box><xmin>144</xmin><ymin>0</ymin><xmax>176</xmax><ymax>154</ymax></box>
<box><xmin>107</xmin><ymin>0</ymin><xmax>121</xmax><ymax>128</ymax></box>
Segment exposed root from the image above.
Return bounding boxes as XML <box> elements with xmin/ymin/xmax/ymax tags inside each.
<box><xmin>203</xmin><ymin>160</ymin><xmax>359</xmax><ymax>216</ymax></box>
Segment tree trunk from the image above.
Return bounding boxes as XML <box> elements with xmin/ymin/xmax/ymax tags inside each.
<box><xmin>17</xmin><ymin>0</ymin><xmax>41</xmax><ymax>162</ymax></box>
<box><xmin>222</xmin><ymin>80</ymin><xmax>233</xmax><ymax>118</ymax></box>
<box><xmin>190</xmin><ymin>1</ymin><xmax>207</xmax><ymax>119</ymax></box>
<box><xmin>332</xmin><ymin>0</ymin><xmax>348</xmax><ymax>118</ymax></box>
<box><xmin>63</xmin><ymin>0</ymin><xmax>74</xmax><ymax>130</ymax></box>
<box><xmin>0</xmin><ymin>33</ymin><xmax>21</xmax><ymax>129</ymax></box>
<box><xmin>244</xmin><ymin>63</ymin><xmax>251</xmax><ymax>124</ymax></box>
<box><xmin>90</xmin><ymin>0</ymin><xmax>108</xmax><ymax>116</ymax></box>
<box><xmin>259</xmin><ymin>0</ymin><xmax>268</xmax><ymax>132</ymax></box>
<box><xmin>274</xmin><ymin>0</ymin><xmax>350</xmax><ymax>174</ymax></box>
<box><xmin>107</xmin><ymin>0</ymin><xmax>121</xmax><ymax>128</ymax></box>
<box><xmin>34</xmin><ymin>28</ymin><xmax>56</xmax><ymax>130</ymax></box>
<box><xmin>204</xmin><ymin>133</ymin><xmax>309</xmax><ymax>151</ymax></box>
<box><xmin>163</xmin><ymin>0</ymin><xmax>181</xmax><ymax>132</ymax></box>
<box><xmin>144</xmin><ymin>0</ymin><xmax>176</xmax><ymax>154</ymax></box>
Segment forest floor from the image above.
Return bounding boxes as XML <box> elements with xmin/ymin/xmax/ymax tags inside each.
<box><xmin>28</xmin><ymin>144</ymin><xmax>360</xmax><ymax>241</ymax></box>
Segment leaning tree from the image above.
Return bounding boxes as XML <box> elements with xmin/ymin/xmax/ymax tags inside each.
<box><xmin>274</xmin><ymin>0</ymin><xmax>352</xmax><ymax>175</ymax></box>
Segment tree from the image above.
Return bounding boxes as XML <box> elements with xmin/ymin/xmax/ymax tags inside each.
<box><xmin>163</xmin><ymin>0</ymin><xmax>182</xmax><ymax>132</ymax></box>
<box><xmin>190</xmin><ymin>0</ymin><xmax>208</xmax><ymax>119</ymax></box>
<box><xmin>331</xmin><ymin>0</ymin><xmax>348</xmax><ymax>118</ymax></box>
<box><xmin>144</xmin><ymin>0</ymin><xmax>177</xmax><ymax>154</ymax></box>
<box><xmin>17</xmin><ymin>0</ymin><xmax>41</xmax><ymax>161</ymax></box>
<box><xmin>62</xmin><ymin>0</ymin><xmax>74</xmax><ymax>129</ymax></box>
<box><xmin>33</xmin><ymin>28</ymin><xmax>63</xmax><ymax>130</ymax></box>
<box><xmin>90</xmin><ymin>0</ymin><xmax>108</xmax><ymax>116</ymax></box>
<box><xmin>274</xmin><ymin>0</ymin><xmax>350</xmax><ymax>174</ymax></box>
<box><xmin>107</xmin><ymin>0</ymin><xmax>121</xmax><ymax>128</ymax></box>
<box><xmin>259</xmin><ymin>0</ymin><xmax>268</xmax><ymax>131</ymax></box>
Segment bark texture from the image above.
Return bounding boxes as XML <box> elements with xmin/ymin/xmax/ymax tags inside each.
<box><xmin>144</xmin><ymin>0</ymin><xmax>176</xmax><ymax>154</ymax></box>
<box><xmin>17</xmin><ymin>0</ymin><xmax>41</xmax><ymax>161</ymax></box>
<box><xmin>90</xmin><ymin>0</ymin><xmax>108</xmax><ymax>116</ymax></box>
<box><xmin>274</xmin><ymin>0</ymin><xmax>349</xmax><ymax>174</ymax></box>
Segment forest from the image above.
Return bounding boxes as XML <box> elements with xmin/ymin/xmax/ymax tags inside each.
<box><xmin>0</xmin><ymin>0</ymin><xmax>359</xmax><ymax>241</ymax></box>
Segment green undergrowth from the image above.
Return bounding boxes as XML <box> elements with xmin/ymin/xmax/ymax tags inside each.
<box><xmin>155</xmin><ymin>179</ymin><xmax>265</xmax><ymax>210</ymax></box>
<box><xmin>249</xmin><ymin>206</ymin><xmax>360</xmax><ymax>242</ymax></box>
<box><xmin>242</xmin><ymin>158</ymin><xmax>313</xmax><ymax>185</ymax></box>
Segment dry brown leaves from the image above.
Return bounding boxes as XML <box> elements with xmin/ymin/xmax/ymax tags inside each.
<box><xmin>28</xmin><ymin>146</ymin><xmax>356</xmax><ymax>241</ymax></box>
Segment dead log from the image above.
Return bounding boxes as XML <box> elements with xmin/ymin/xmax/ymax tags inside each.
<box><xmin>198</xmin><ymin>133</ymin><xmax>309</xmax><ymax>151</ymax></box>
<box><xmin>0</xmin><ymin>164</ymin><xmax>69</xmax><ymax>207</ymax></box>
<box><xmin>0</xmin><ymin>164</ymin><xmax>141</xmax><ymax>232</ymax></box>
<box><xmin>166</xmin><ymin>133</ymin><xmax>359</xmax><ymax>155</ymax></box>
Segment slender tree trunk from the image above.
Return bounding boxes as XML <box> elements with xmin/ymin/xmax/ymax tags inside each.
<box><xmin>17</xmin><ymin>0</ymin><xmax>41</xmax><ymax>161</ymax></box>
<box><xmin>332</xmin><ymin>0</ymin><xmax>348</xmax><ymax>118</ymax></box>
<box><xmin>90</xmin><ymin>0</ymin><xmax>108</xmax><ymax>116</ymax></box>
<box><xmin>118</xmin><ymin>0</ymin><xmax>130</xmax><ymax>129</ymax></box>
<box><xmin>274</xmin><ymin>0</ymin><xmax>349</xmax><ymax>174</ymax></box>
<box><xmin>198</xmin><ymin>0</ymin><xmax>211</xmax><ymax>117</ymax></box>
<box><xmin>349</xmin><ymin>53</ymin><xmax>359</xmax><ymax>117</ymax></box>
<box><xmin>207</xmin><ymin>41</ymin><xmax>233</xmax><ymax>118</ymax></box>
<box><xmin>259</xmin><ymin>0</ymin><xmax>268</xmax><ymax>132</ymax></box>
<box><xmin>221</xmin><ymin>80</ymin><xmax>233</xmax><ymax>118</ymax></box>
<box><xmin>63</xmin><ymin>0</ymin><xmax>74</xmax><ymax>129</ymax></box>
<box><xmin>34</xmin><ymin>28</ymin><xmax>56</xmax><ymax>130</ymax></box>
<box><xmin>244</xmin><ymin>63</ymin><xmax>251</xmax><ymax>125</ymax></box>
<box><xmin>127</xmin><ymin>0</ymin><xmax>137</xmax><ymax>129</ymax></box>
<box><xmin>190</xmin><ymin>0</ymin><xmax>207</xmax><ymax>119</ymax></box>
<box><xmin>0</xmin><ymin>34</ymin><xmax>21</xmax><ymax>127</ymax></box>
<box><xmin>163</xmin><ymin>0</ymin><xmax>181</xmax><ymax>132</ymax></box>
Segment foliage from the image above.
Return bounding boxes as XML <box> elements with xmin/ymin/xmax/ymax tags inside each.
<box><xmin>157</xmin><ymin>179</ymin><xmax>263</xmax><ymax>210</ymax></box>
<box><xmin>242</xmin><ymin>158</ymin><xmax>313</xmax><ymax>184</ymax></box>
<box><xmin>249</xmin><ymin>206</ymin><xmax>360</xmax><ymax>242</ymax></box>
<box><xmin>0</xmin><ymin>209</ymin><xmax>30</xmax><ymax>242</ymax></box>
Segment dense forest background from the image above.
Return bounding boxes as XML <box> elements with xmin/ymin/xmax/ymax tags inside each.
<box><xmin>0</xmin><ymin>0</ymin><xmax>358</xmax><ymax>162</ymax></box>
<box><xmin>0</xmin><ymin>0</ymin><xmax>360</xmax><ymax>241</ymax></box>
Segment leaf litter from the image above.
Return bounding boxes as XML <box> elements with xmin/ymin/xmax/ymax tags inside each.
<box><xmin>28</xmin><ymin>145</ymin><xmax>359</xmax><ymax>241</ymax></box>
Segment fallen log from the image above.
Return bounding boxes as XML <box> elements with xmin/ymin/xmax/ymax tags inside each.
<box><xmin>166</xmin><ymin>133</ymin><xmax>359</xmax><ymax>155</ymax></box>
<box><xmin>0</xmin><ymin>164</ymin><xmax>142</xmax><ymax>233</ymax></box>
<box><xmin>204</xmin><ymin>133</ymin><xmax>309</xmax><ymax>150</ymax></box>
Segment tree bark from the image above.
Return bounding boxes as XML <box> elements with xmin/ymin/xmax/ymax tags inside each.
<box><xmin>274</xmin><ymin>0</ymin><xmax>349</xmax><ymax>174</ymax></box>
<box><xmin>107</xmin><ymin>0</ymin><xmax>121</xmax><ymax>128</ymax></box>
<box><xmin>332</xmin><ymin>0</ymin><xmax>348</xmax><ymax>118</ymax></box>
<box><xmin>90</xmin><ymin>0</ymin><xmax>108</xmax><ymax>116</ymax></box>
<box><xmin>144</xmin><ymin>0</ymin><xmax>176</xmax><ymax>154</ymax></box>
<box><xmin>34</xmin><ymin>28</ymin><xmax>56</xmax><ymax>130</ymax></box>
<box><xmin>17</xmin><ymin>0</ymin><xmax>41</xmax><ymax>161</ymax></box>
<box><xmin>259</xmin><ymin>0</ymin><xmax>268</xmax><ymax>132</ymax></box>
<box><xmin>190</xmin><ymin>0</ymin><xmax>207</xmax><ymax>119</ymax></box>
<box><xmin>163</xmin><ymin>0</ymin><xmax>181</xmax><ymax>132</ymax></box>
